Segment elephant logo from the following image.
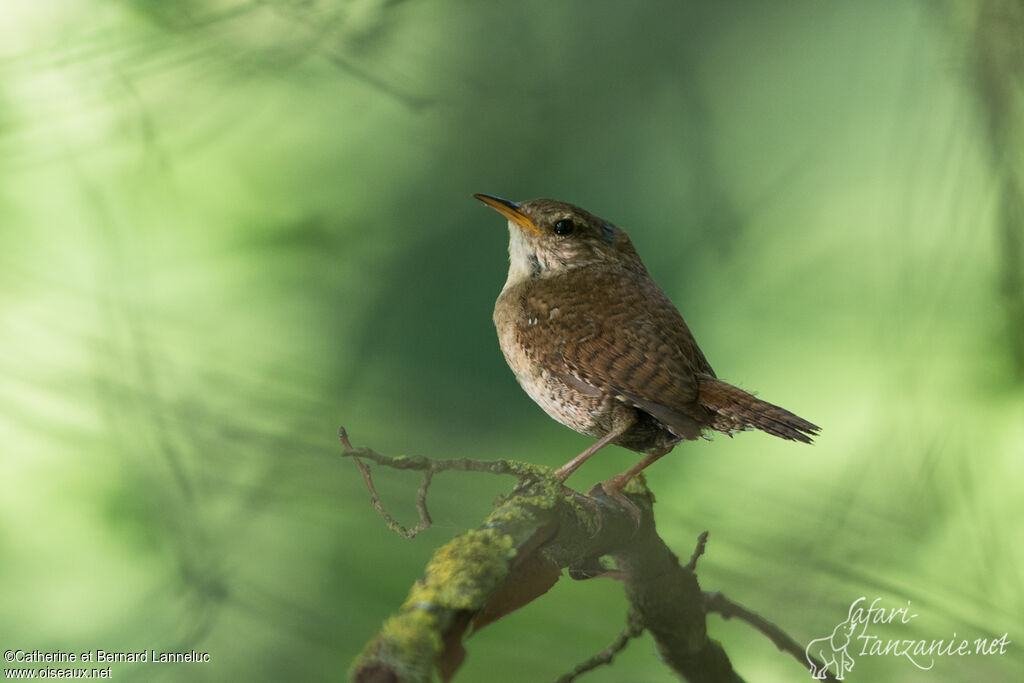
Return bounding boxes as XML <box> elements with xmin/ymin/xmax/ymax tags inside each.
<box><xmin>805</xmin><ymin>610</ymin><xmax>859</xmax><ymax>680</ymax></box>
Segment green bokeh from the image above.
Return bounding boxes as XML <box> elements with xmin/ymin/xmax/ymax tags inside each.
<box><xmin>1</xmin><ymin>1</ymin><xmax>1022</xmax><ymax>681</ymax></box>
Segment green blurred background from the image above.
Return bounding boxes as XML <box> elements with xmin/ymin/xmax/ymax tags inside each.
<box><xmin>2</xmin><ymin>1</ymin><xmax>1022</xmax><ymax>681</ymax></box>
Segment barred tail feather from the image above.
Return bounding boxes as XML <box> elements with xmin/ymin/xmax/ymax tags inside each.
<box><xmin>696</xmin><ymin>375</ymin><xmax>819</xmax><ymax>443</ymax></box>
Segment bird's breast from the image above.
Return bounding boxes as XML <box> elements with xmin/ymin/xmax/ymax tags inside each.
<box><xmin>494</xmin><ymin>288</ymin><xmax>609</xmax><ymax>436</ymax></box>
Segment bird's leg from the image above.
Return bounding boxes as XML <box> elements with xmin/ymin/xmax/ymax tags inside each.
<box><xmin>592</xmin><ymin>449</ymin><xmax>672</xmax><ymax>527</ymax></box>
<box><xmin>553</xmin><ymin>430</ymin><xmax>622</xmax><ymax>482</ymax></box>
<box><xmin>553</xmin><ymin>413</ymin><xmax>636</xmax><ymax>483</ymax></box>
<box><xmin>601</xmin><ymin>449</ymin><xmax>670</xmax><ymax>497</ymax></box>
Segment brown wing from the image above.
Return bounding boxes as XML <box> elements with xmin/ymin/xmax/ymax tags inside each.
<box><xmin>514</xmin><ymin>264</ymin><xmax>714</xmax><ymax>431</ymax></box>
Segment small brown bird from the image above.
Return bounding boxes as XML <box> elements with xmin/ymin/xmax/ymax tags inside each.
<box><xmin>475</xmin><ymin>194</ymin><xmax>819</xmax><ymax>495</ymax></box>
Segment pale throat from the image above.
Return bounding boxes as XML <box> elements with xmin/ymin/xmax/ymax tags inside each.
<box><xmin>502</xmin><ymin>224</ymin><xmax>588</xmax><ymax>292</ymax></box>
<box><xmin>502</xmin><ymin>225</ymin><xmax>541</xmax><ymax>290</ymax></box>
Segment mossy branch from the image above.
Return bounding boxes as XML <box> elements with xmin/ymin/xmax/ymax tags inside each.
<box><xmin>342</xmin><ymin>429</ymin><xmax>830</xmax><ymax>682</ymax></box>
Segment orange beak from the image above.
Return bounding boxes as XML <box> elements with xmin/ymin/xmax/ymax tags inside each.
<box><xmin>473</xmin><ymin>193</ymin><xmax>540</xmax><ymax>234</ymax></box>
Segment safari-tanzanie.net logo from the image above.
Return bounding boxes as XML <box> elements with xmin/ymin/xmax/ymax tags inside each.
<box><xmin>804</xmin><ymin>596</ymin><xmax>1011</xmax><ymax>680</ymax></box>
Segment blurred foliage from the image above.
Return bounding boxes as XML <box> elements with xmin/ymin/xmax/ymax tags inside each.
<box><xmin>1</xmin><ymin>1</ymin><xmax>1022</xmax><ymax>681</ymax></box>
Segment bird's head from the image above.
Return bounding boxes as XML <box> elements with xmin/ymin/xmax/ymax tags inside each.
<box><xmin>474</xmin><ymin>194</ymin><xmax>643</xmax><ymax>284</ymax></box>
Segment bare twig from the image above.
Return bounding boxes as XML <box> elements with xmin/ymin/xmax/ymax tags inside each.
<box><xmin>342</xmin><ymin>444</ymin><xmax>546</xmax><ymax>478</ymax></box>
<box><xmin>554</xmin><ymin>609</ymin><xmax>645</xmax><ymax>683</ymax></box>
<box><xmin>687</xmin><ymin>530</ymin><xmax>710</xmax><ymax>571</ymax></box>
<box><xmin>339</xmin><ymin>426</ymin><xmax>546</xmax><ymax>538</ymax></box>
<box><xmin>338</xmin><ymin>426</ymin><xmax>354</xmax><ymax>449</ymax></box>
<box><xmin>341</xmin><ymin>427</ymin><xmax>433</xmax><ymax>539</ymax></box>
<box><xmin>705</xmin><ymin>591</ymin><xmax>839</xmax><ymax>682</ymax></box>
<box><xmin>340</xmin><ymin>427</ymin><xmax>546</xmax><ymax>477</ymax></box>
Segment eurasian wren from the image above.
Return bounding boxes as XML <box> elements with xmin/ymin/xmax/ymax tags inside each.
<box><xmin>475</xmin><ymin>194</ymin><xmax>819</xmax><ymax>493</ymax></box>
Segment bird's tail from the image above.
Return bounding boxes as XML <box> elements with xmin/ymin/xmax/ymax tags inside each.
<box><xmin>696</xmin><ymin>375</ymin><xmax>820</xmax><ymax>443</ymax></box>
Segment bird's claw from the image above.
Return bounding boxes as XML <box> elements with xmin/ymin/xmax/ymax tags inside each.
<box><xmin>591</xmin><ymin>480</ymin><xmax>644</xmax><ymax>529</ymax></box>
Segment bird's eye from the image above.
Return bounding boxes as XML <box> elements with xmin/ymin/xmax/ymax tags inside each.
<box><xmin>554</xmin><ymin>219</ymin><xmax>575</xmax><ymax>236</ymax></box>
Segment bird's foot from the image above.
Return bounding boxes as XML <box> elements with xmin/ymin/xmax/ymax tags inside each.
<box><xmin>567</xmin><ymin>556</ymin><xmax>626</xmax><ymax>581</ymax></box>
<box><xmin>590</xmin><ymin>478</ymin><xmax>643</xmax><ymax>528</ymax></box>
